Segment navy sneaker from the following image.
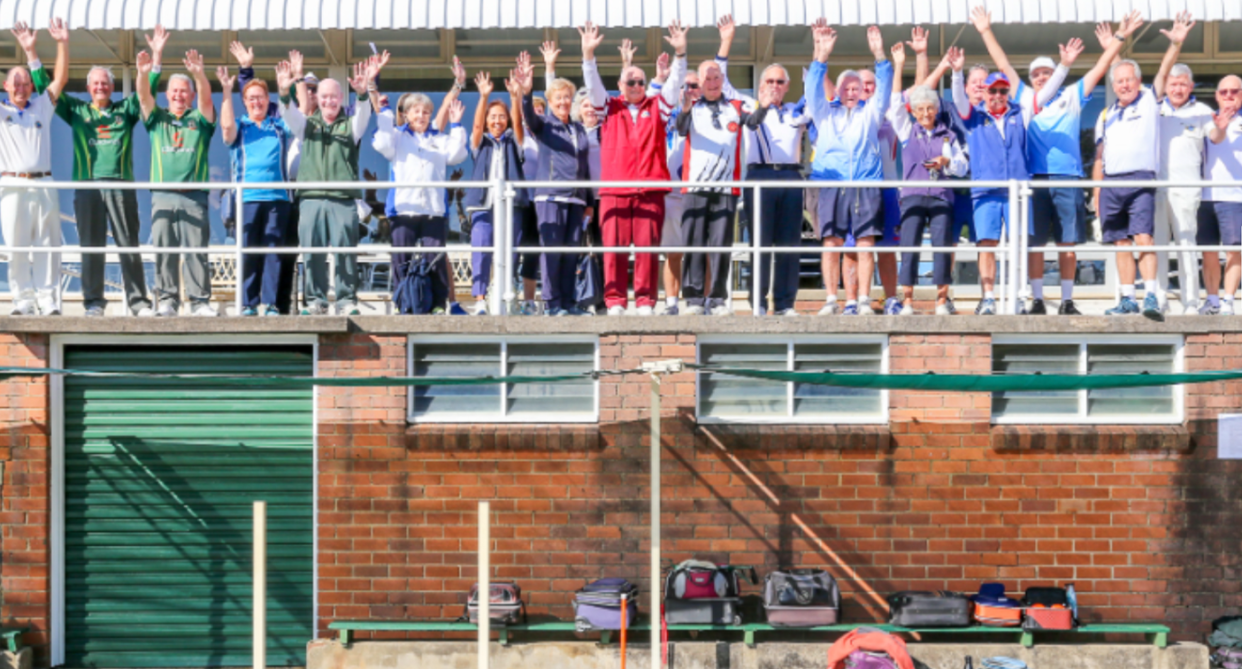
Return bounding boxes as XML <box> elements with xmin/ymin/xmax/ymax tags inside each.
<box><xmin>842</xmin><ymin>303</ymin><xmax>860</xmax><ymax>316</ymax></box>
<box><xmin>1141</xmin><ymin>293</ymin><xmax>1165</xmax><ymax>322</ymax></box>
<box><xmin>883</xmin><ymin>296</ymin><xmax>902</xmax><ymax>316</ymax></box>
<box><xmin>241</xmin><ymin>306</ymin><xmax>259</xmax><ymax>317</ymax></box>
<box><xmin>974</xmin><ymin>298</ymin><xmax>996</xmax><ymax>315</ymax></box>
<box><xmin>1105</xmin><ymin>296</ymin><xmax>1140</xmax><ymax>316</ymax></box>
<box><xmin>664</xmin><ymin>304</ymin><xmax>680</xmax><ymax>316</ymax></box>
<box><xmin>449</xmin><ymin>302</ymin><xmax>469</xmax><ymax>316</ymax></box>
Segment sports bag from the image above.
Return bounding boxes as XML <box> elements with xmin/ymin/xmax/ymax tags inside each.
<box><xmin>663</xmin><ymin>560</ymin><xmax>754</xmax><ymax>626</ymax></box>
<box><xmin>971</xmin><ymin>583</ymin><xmax>1022</xmax><ymax>628</ymax></box>
<box><xmin>844</xmin><ymin>650</ymin><xmax>899</xmax><ymax>669</ymax></box>
<box><xmin>763</xmin><ymin>569</ymin><xmax>840</xmax><ymax>627</ymax></box>
<box><xmin>887</xmin><ymin>591</ymin><xmax>972</xmax><ymax>627</ymax></box>
<box><xmin>465</xmin><ymin>582</ymin><xmax>526</xmax><ymax>626</ymax></box>
<box><xmin>573</xmin><ymin>577</ymin><xmax>639</xmax><ymax>632</ymax></box>
<box><xmin>1022</xmin><ymin>587</ymin><xmax>1073</xmax><ymax>631</ymax></box>
<box><xmin>1214</xmin><ymin>647</ymin><xmax>1242</xmax><ymax>669</ymax></box>
<box><xmin>575</xmin><ymin>253</ymin><xmax>604</xmax><ymax>311</ymax></box>
<box><xmin>393</xmin><ymin>253</ymin><xmax>448</xmax><ymax>315</ymax></box>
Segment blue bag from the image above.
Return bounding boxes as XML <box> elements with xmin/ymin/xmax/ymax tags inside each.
<box><xmin>575</xmin><ymin>253</ymin><xmax>604</xmax><ymax>311</ymax></box>
<box><xmin>393</xmin><ymin>253</ymin><xmax>447</xmax><ymax>315</ymax></box>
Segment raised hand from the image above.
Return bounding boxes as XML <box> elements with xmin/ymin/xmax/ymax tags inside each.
<box><xmin>216</xmin><ymin>66</ymin><xmax>235</xmax><ymax>90</ymax></box>
<box><xmin>1215</xmin><ymin>107</ymin><xmax>1237</xmax><ymax>133</ymax></box>
<box><xmin>618</xmin><ymin>38</ymin><xmax>637</xmax><ymax>69</ymax></box>
<box><xmin>289</xmin><ymin>50</ymin><xmax>305</xmax><ymax>80</ymax></box>
<box><xmin>866</xmin><ymin>25</ymin><xmax>885</xmax><ymax>60</ymax></box>
<box><xmin>1059</xmin><ymin>37</ymin><xmax>1084</xmax><ymax>67</ymax></box>
<box><xmin>475</xmin><ymin>71</ymin><xmax>494</xmax><ymax>96</ymax></box>
<box><xmin>449</xmin><ymin>99</ymin><xmax>465</xmax><ymax>124</ymax></box>
<box><xmin>970</xmin><ymin>6</ymin><xmax>992</xmax><ymax>34</ymax></box>
<box><xmin>578</xmin><ymin>22</ymin><xmax>604</xmax><ymax>59</ymax></box>
<box><xmin>1117</xmin><ymin>10</ymin><xmax>1144</xmax><ymax>39</ymax></box>
<box><xmin>665</xmin><ymin>20</ymin><xmax>689</xmax><ymax>54</ymax></box>
<box><xmin>504</xmin><ymin>69</ymin><xmax>523</xmax><ymax>98</ymax></box>
<box><xmin>145</xmin><ymin>24</ymin><xmax>170</xmax><ymax>57</ymax></box>
<box><xmin>906</xmin><ymin>26</ymin><xmax>929</xmax><ymax>54</ymax></box>
<box><xmin>136</xmin><ymin>50</ymin><xmax>152</xmax><ymax>75</ymax></box>
<box><xmin>349</xmin><ymin>60</ymin><xmax>368</xmax><ymax>95</ymax></box>
<box><xmin>47</xmin><ymin>17</ymin><xmax>69</xmax><ymax>43</ymax></box>
<box><xmin>229</xmin><ymin>41</ymin><xmax>254</xmax><ymax>68</ymax></box>
<box><xmin>10</xmin><ymin>21</ymin><xmax>36</xmax><ymax>55</ymax></box>
<box><xmin>718</xmin><ymin>14</ymin><xmax>736</xmax><ymax>43</ymax></box>
<box><xmin>891</xmin><ymin>43</ymin><xmax>906</xmax><ymax>71</ymax></box>
<box><xmin>655</xmin><ymin>51</ymin><xmax>670</xmax><ymax>82</ymax></box>
<box><xmin>183</xmin><ymin>50</ymin><xmax>205</xmax><ymax>77</ymax></box>
<box><xmin>1161</xmin><ymin>11</ymin><xmax>1195</xmax><ymax>45</ymax></box>
<box><xmin>812</xmin><ymin>20</ymin><xmax>838</xmax><ymax>61</ymax></box>
<box><xmin>540</xmin><ymin>40</ymin><xmax>561</xmax><ymax>70</ymax></box>
<box><xmin>274</xmin><ymin>60</ymin><xmax>295</xmax><ymax>94</ymax></box>
<box><xmin>1094</xmin><ymin>22</ymin><xmax>1115</xmax><ymax>51</ymax></box>
<box><xmin>518</xmin><ymin>59</ymin><xmax>534</xmax><ymax>95</ymax></box>
<box><xmin>681</xmin><ymin>87</ymin><xmax>694</xmax><ymax>111</ymax></box>
<box><xmin>516</xmin><ymin>51</ymin><xmax>532</xmax><ymax>78</ymax></box>
<box><xmin>450</xmin><ymin>55</ymin><xmax>466</xmax><ymax>87</ymax></box>
<box><xmin>366</xmin><ymin>50</ymin><xmax>390</xmax><ymax>81</ymax></box>
<box><xmin>946</xmin><ymin>46</ymin><xmax>966</xmax><ymax>72</ymax></box>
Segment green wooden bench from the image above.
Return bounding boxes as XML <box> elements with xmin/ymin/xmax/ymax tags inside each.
<box><xmin>0</xmin><ymin>628</ymin><xmax>27</xmax><ymax>653</ymax></box>
<box><xmin>327</xmin><ymin>620</ymin><xmax>1169</xmax><ymax>649</ymax></box>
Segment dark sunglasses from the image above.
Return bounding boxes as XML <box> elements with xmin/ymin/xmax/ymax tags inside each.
<box><xmin>987</xmin><ymin>88</ymin><xmax>1010</xmax><ymax>96</ymax></box>
<box><xmin>684</xmin><ymin>83</ymin><xmax>700</xmax><ymax>90</ymax></box>
<box><xmin>623</xmin><ymin>78</ymin><xmax>646</xmax><ymax>87</ymax></box>
<box><xmin>764</xmin><ymin>78</ymin><xmax>788</xmax><ymax>85</ymax></box>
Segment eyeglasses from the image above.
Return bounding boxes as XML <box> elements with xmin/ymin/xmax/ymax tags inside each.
<box><xmin>623</xmin><ymin>79</ymin><xmax>646</xmax><ymax>87</ymax></box>
<box><xmin>987</xmin><ymin>88</ymin><xmax>1010</xmax><ymax>96</ymax></box>
<box><xmin>1219</xmin><ymin>89</ymin><xmax>1242</xmax><ymax>96</ymax></box>
<box><xmin>764</xmin><ymin>78</ymin><xmax>788</xmax><ymax>85</ymax></box>
<box><xmin>684</xmin><ymin>83</ymin><xmax>700</xmax><ymax>90</ymax></box>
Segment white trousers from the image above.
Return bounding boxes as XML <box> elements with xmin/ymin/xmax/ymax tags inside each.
<box><xmin>1154</xmin><ymin>187</ymin><xmax>1201</xmax><ymax>308</ymax></box>
<box><xmin>1</xmin><ymin>177</ymin><xmax>62</xmax><ymax>309</ymax></box>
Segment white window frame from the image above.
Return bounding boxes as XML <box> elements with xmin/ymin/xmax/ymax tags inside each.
<box><xmin>991</xmin><ymin>334</ymin><xmax>1184</xmax><ymax>425</ymax></box>
<box><xmin>695</xmin><ymin>335</ymin><xmax>889</xmax><ymax>425</ymax></box>
<box><xmin>406</xmin><ymin>335</ymin><xmax>600</xmax><ymax>424</ymax></box>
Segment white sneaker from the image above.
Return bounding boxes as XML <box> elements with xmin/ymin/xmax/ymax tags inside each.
<box><xmin>156</xmin><ymin>302</ymin><xmax>178</xmax><ymax>318</ymax></box>
<box><xmin>9</xmin><ymin>301</ymin><xmax>34</xmax><ymax>316</ymax></box>
<box><xmin>776</xmin><ymin>308</ymin><xmax>799</xmax><ymax>317</ymax></box>
<box><xmin>857</xmin><ymin>303</ymin><xmax>876</xmax><ymax>315</ymax></box>
<box><xmin>817</xmin><ymin>301</ymin><xmax>839</xmax><ymax>316</ymax></box>
<box><xmin>190</xmin><ymin>303</ymin><xmax>219</xmax><ymax>317</ymax></box>
<box><xmin>682</xmin><ymin>305</ymin><xmax>706</xmax><ymax>315</ymax></box>
<box><xmin>136</xmin><ymin>307</ymin><xmax>156</xmax><ymax>317</ymax></box>
<box><xmin>710</xmin><ymin>304</ymin><xmax>732</xmax><ymax>316</ymax></box>
<box><xmin>38</xmin><ymin>300</ymin><xmax>60</xmax><ymax>315</ymax></box>
<box><xmin>1223</xmin><ymin>301</ymin><xmax>1236</xmax><ymax>316</ymax></box>
<box><xmin>471</xmin><ymin>302</ymin><xmax>489</xmax><ymax>316</ymax></box>
<box><xmin>607</xmin><ymin>305</ymin><xmax>626</xmax><ymax>316</ymax></box>
<box><xmin>636</xmin><ymin>305</ymin><xmax>654</xmax><ymax>316</ymax></box>
<box><xmin>935</xmin><ymin>300</ymin><xmax>957</xmax><ymax>316</ymax></box>
<box><xmin>899</xmin><ymin>304</ymin><xmax>915</xmax><ymax>316</ymax></box>
<box><xmin>1181</xmin><ymin>303</ymin><xmax>1200</xmax><ymax>316</ymax></box>
<box><xmin>84</xmin><ymin>305</ymin><xmax>105</xmax><ymax>318</ymax></box>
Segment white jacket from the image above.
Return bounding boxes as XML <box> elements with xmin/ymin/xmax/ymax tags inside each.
<box><xmin>372</xmin><ymin>109</ymin><xmax>468</xmax><ymax>217</ymax></box>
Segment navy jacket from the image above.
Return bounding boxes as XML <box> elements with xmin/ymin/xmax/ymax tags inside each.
<box><xmin>961</xmin><ymin>102</ymin><xmax>1029</xmax><ymax>199</ymax></box>
<box><xmin>521</xmin><ymin>94</ymin><xmax>591</xmax><ymax>203</ymax></box>
<box><xmin>464</xmin><ymin>130</ymin><xmax>530</xmax><ymax>210</ymax></box>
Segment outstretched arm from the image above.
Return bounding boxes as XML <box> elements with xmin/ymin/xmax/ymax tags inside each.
<box><xmin>969</xmin><ymin>6</ymin><xmax>1021</xmax><ymax>100</ymax></box>
<box><xmin>891</xmin><ymin>43</ymin><xmax>907</xmax><ymax>97</ymax></box>
<box><xmin>184</xmin><ymin>50</ymin><xmax>215</xmax><ymax>123</ymax></box>
<box><xmin>921</xmin><ymin>46</ymin><xmax>960</xmax><ymax>90</ymax></box>
<box><xmin>580</xmin><ymin>22</ymin><xmax>608</xmax><ymax>110</ymax></box>
<box><xmin>660</xmin><ymin>20</ymin><xmax>690</xmax><ymax>108</ymax></box>
<box><xmin>434</xmin><ymin>56</ymin><xmax>467</xmax><ymax>133</ymax></box>
<box><xmin>218</xmin><ymin>67</ymin><xmax>238</xmax><ymax>146</ymax></box>
<box><xmin>43</xmin><ymin>19</ymin><xmax>69</xmax><ymax>102</ymax></box>
<box><xmin>470</xmin><ymin>71</ymin><xmax>494</xmax><ymax>151</ymax></box>
<box><xmin>136</xmin><ymin>51</ymin><xmax>156</xmax><ymax>120</ymax></box>
<box><xmin>908</xmin><ymin>26</ymin><xmax>929</xmax><ymax>86</ymax></box>
<box><xmin>1084</xmin><ymin>13</ymin><xmax>1143</xmax><ymax>95</ymax></box>
<box><xmin>1154</xmin><ymin>11</ymin><xmax>1192</xmax><ymax>100</ymax></box>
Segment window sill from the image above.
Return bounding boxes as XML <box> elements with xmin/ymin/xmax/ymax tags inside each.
<box><xmin>406</xmin><ymin>423</ymin><xmax>601</xmax><ymax>451</ymax></box>
<box><xmin>990</xmin><ymin>424</ymin><xmax>1191</xmax><ymax>453</ymax></box>
<box><xmin>695</xmin><ymin>423</ymin><xmax>892</xmax><ymax>450</ymax></box>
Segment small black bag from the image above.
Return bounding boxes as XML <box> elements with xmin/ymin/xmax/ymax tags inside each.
<box><xmin>887</xmin><ymin>591</ymin><xmax>972</xmax><ymax>627</ymax></box>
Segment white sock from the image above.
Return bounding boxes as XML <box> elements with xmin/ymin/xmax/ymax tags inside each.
<box><xmin>1121</xmin><ymin>284</ymin><xmax>1136</xmax><ymax>299</ymax></box>
<box><xmin>984</xmin><ymin>290</ymin><xmax>995</xmax><ymax>300</ymax></box>
<box><xmin>1061</xmin><ymin>280</ymin><xmax>1074</xmax><ymax>300</ymax></box>
<box><xmin>845</xmin><ymin>299</ymin><xmax>857</xmax><ymax>307</ymax></box>
<box><xmin>1209</xmin><ymin>294</ymin><xmax>1221</xmax><ymax>307</ymax></box>
<box><xmin>1144</xmin><ymin>280</ymin><xmax>1159</xmax><ymax>298</ymax></box>
<box><xmin>1031</xmin><ymin>279</ymin><xmax>1044</xmax><ymax>300</ymax></box>
<box><xmin>666</xmin><ymin>296</ymin><xmax>678</xmax><ymax>307</ymax></box>
<box><xmin>1225</xmin><ymin>295</ymin><xmax>1235</xmax><ymax>305</ymax></box>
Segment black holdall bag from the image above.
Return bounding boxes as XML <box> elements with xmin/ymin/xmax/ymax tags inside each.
<box><xmin>663</xmin><ymin>560</ymin><xmax>756</xmax><ymax>625</ymax></box>
<box><xmin>762</xmin><ymin>569</ymin><xmax>841</xmax><ymax>627</ymax></box>
<box><xmin>887</xmin><ymin>591</ymin><xmax>973</xmax><ymax>627</ymax></box>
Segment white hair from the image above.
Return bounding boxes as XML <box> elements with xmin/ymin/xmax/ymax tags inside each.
<box><xmin>836</xmin><ymin>69</ymin><xmax>861</xmax><ymax>90</ymax></box>
<box><xmin>570</xmin><ymin>89</ymin><xmax>591</xmax><ymax>123</ymax></box>
<box><xmin>1111</xmin><ymin>59</ymin><xmax>1142</xmax><ymax>81</ymax></box>
<box><xmin>398</xmin><ymin>92</ymin><xmax>433</xmax><ymax>116</ymax></box>
<box><xmin>167</xmin><ymin>73</ymin><xmax>194</xmax><ymax>94</ymax></box>
<box><xmin>907</xmin><ymin>85</ymin><xmax>940</xmax><ymax>110</ymax></box>
<box><xmin>87</xmin><ymin>66</ymin><xmax>115</xmax><ymax>87</ymax></box>
<box><xmin>761</xmin><ymin>63</ymin><xmax>790</xmax><ymax>82</ymax></box>
<box><xmin>1169</xmin><ymin>63</ymin><xmax>1194</xmax><ymax>84</ymax></box>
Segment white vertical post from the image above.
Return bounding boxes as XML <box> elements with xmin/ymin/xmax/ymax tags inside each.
<box><xmin>1019</xmin><ymin>182</ymin><xmax>1031</xmax><ymax>308</ymax></box>
<box><xmin>649</xmin><ymin>374</ymin><xmax>661</xmax><ymax>667</ymax></box>
<box><xmin>253</xmin><ymin>501</ymin><xmax>266</xmax><ymax>669</ymax></box>
<box><xmin>478</xmin><ymin>501</ymin><xmax>490</xmax><ymax>669</ymax></box>
<box><xmin>751</xmin><ymin>185</ymin><xmax>763</xmax><ymax>316</ymax></box>
<box><xmin>490</xmin><ymin>177</ymin><xmax>505</xmax><ymax>316</ymax></box>
<box><xmin>1006</xmin><ymin>180</ymin><xmax>1020</xmax><ymax>314</ymax></box>
<box><xmin>235</xmin><ymin>186</ymin><xmax>245</xmax><ymax>316</ymax></box>
<box><xmin>501</xmin><ymin>182</ymin><xmax>516</xmax><ymax>314</ymax></box>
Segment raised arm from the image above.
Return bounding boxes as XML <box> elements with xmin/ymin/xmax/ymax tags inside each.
<box><xmin>1210</xmin><ymin>105</ymin><xmax>1237</xmax><ymax>145</ymax></box>
<box><xmin>1154</xmin><ymin>11</ymin><xmax>1192</xmax><ymax>99</ymax></box>
<box><xmin>660</xmin><ymin>20</ymin><xmax>690</xmax><ymax>108</ymax></box>
<box><xmin>891</xmin><ymin>43</ymin><xmax>907</xmax><ymax>97</ymax></box>
<box><xmin>446</xmin><ymin>101</ymin><xmax>469</xmax><ymax>165</ymax></box>
<box><xmin>217</xmin><ymin>67</ymin><xmax>238</xmax><ymax>146</ymax></box>
<box><xmin>47</xmin><ymin>19</ymin><xmax>69</xmax><ymax>102</ymax></box>
<box><xmin>579</xmin><ymin>22</ymin><xmax>608</xmax><ymax>110</ymax></box>
<box><xmin>507</xmin><ymin>69</ymin><xmax>526</xmax><ymax>146</ymax></box>
<box><xmin>470</xmin><ymin>71</ymin><xmax>494</xmax><ymax>151</ymax></box>
<box><xmin>541</xmin><ymin>40</ymin><xmax>561</xmax><ymax>88</ymax></box>
<box><xmin>145</xmin><ymin>23</ymin><xmax>170</xmax><ymax>90</ymax></box>
<box><xmin>348</xmin><ymin>60</ymin><xmax>373</xmax><ymax>143</ymax></box>
<box><xmin>921</xmin><ymin>46</ymin><xmax>959</xmax><ymax>90</ymax></box>
<box><xmin>432</xmin><ymin>56</ymin><xmax>467</xmax><ymax>133</ymax></box>
<box><xmin>805</xmin><ymin>19</ymin><xmax>838</xmax><ymax>120</ymax></box>
<box><xmin>363</xmin><ymin>51</ymin><xmax>389</xmax><ymax>115</ymax></box>
<box><xmin>519</xmin><ymin>62</ymin><xmax>545</xmax><ymax>136</ymax></box>
<box><xmin>136</xmin><ymin>51</ymin><xmax>157</xmax><ymax>119</ymax></box>
<box><xmin>276</xmin><ymin>61</ymin><xmax>306</xmax><ymax>138</ymax></box>
<box><xmin>1084</xmin><ymin>13</ymin><xmax>1143</xmax><ymax>95</ymax></box>
<box><xmin>372</xmin><ymin>105</ymin><xmax>397</xmax><ymax>160</ymax></box>
<box><xmin>183</xmin><ymin>50</ymin><xmax>215</xmax><ymax>123</ymax></box>
<box><xmin>948</xmin><ymin>47</ymin><xmax>970</xmax><ymax>116</ymax></box>
<box><xmin>969</xmin><ymin>7</ymin><xmax>1021</xmax><ymax>99</ymax></box>
<box><xmin>1033</xmin><ymin>39</ymin><xmax>1080</xmax><ymax>107</ymax></box>
<box><xmin>886</xmin><ymin>93</ymin><xmax>914</xmax><ymax>142</ymax></box>
<box><xmin>867</xmin><ymin>27</ymin><xmax>894</xmax><ymax>118</ymax></box>
<box><xmin>715</xmin><ymin>15</ymin><xmax>749</xmax><ymax>103</ymax></box>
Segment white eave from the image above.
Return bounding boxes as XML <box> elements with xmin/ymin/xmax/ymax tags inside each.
<box><xmin>1</xmin><ymin>0</ymin><xmax>1239</xmax><ymax>31</ymax></box>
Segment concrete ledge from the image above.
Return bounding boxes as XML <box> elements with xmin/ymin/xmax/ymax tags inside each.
<box><xmin>307</xmin><ymin>639</ymin><xmax>1208</xmax><ymax>669</ymax></box>
<box><xmin>991</xmin><ymin>425</ymin><xmax>1192</xmax><ymax>453</ymax></box>
<box><xmin>0</xmin><ymin>315</ymin><xmax>351</xmax><ymax>334</ymax></box>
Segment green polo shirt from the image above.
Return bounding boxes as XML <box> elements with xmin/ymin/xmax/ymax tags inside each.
<box><xmin>145</xmin><ymin>107</ymin><xmax>216</xmax><ymax>183</ymax></box>
<box><xmin>53</xmin><ymin>70</ymin><xmax>161</xmax><ymax>181</ymax></box>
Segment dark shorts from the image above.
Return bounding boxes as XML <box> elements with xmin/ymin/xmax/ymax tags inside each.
<box><xmin>1100</xmin><ymin>171</ymin><xmax>1156</xmax><ymax>244</ymax></box>
<box><xmin>662</xmin><ymin>192</ymin><xmax>686</xmax><ymax>248</ymax></box>
<box><xmin>1030</xmin><ymin>176</ymin><xmax>1086</xmax><ymax>246</ymax></box>
<box><xmin>1196</xmin><ymin>200</ymin><xmax>1242</xmax><ymax>247</ymax></box>
<box><xmin>954</xmin><ymin>187</ymin><xmax>976</xmax><ymax>243</ymax></box>
<box><xmin>817</xmin><ymin>186</ymin><xmax>883</xmax><ymax>240</ymax></box>
<box><xmin>878</xmin><ymin>187</ymin><xmax>901</xmax><ymax>247</ymax></box>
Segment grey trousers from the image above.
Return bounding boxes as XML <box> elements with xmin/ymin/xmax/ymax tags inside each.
<box><xmin>299</xmin><ymin>197</ymin><xmax>359</xmax><ymax>308</ymax></box>
<box><xmin>151</xmin><ymin>191</ymin><xmax>211</xmax><ymax>309</ymax></box>
<box><xmin>75</xmin><ymin>187</ymin><xmax>151</xmax><ymax>313</ymax></box>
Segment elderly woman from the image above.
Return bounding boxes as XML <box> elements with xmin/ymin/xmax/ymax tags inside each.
<box><xmin>518</xmin><ymin>62</ymin><xmax>593</xmax><ymax>316</ymax></box>
<box><xmin>218</xmin><ymin>68</ymin><xmax>295</xmax><ymax>316</ymax></box>
<box><xmin>372</xmin><ymin>86</ymin><xmax>468</xmax><ymax>313</ymax></box>
<box><xmin>886</xmin><ymin>76</ymin><xmax>968</xmax><ymax>315</ymax></box>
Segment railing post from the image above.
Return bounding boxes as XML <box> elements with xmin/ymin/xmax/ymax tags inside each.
<box><xmin>477</xmin><ymin>501</ymin><xmax>490</xmax><ymax>669</ymax></box>
<box><xmin>1019</xmin><ymin>181</ymin><xmax>1032</xmax><ymax>308</ymax></box>
<box><xmin>253</xmin><ymin>501</ymin><xmax>266</xmax><ymax>669</ymax></box>
<box><xmin>488</xmin><ymin>176</ymin><xmax>506</xmax><ymax>316</ymax></box>
<box><xmin>235</xmin><ymin>186</ymin><xmax>245</xmax><ymax>317</ymax></box>
<box><xmin>751</xmin><ymin>184</ymin><xmax>763</xmax><ymax>316</ymax></box>
<box><xmin>1006</xmin><ymin>180</ymin><xmax>1020</xmax><ymax>314</ymax></box>
<box><xmin>500</xmin><ymin>180</ymin><xmax>515</xmax><ymax>315</ymax></box>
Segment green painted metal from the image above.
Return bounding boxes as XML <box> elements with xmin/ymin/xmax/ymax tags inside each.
<box><xmin>63</xmin><ymin>346</ymin><xmax>314</xmax><ymax>668</ymax></box>
<box><xmin>0</xmin><ymin>628</ymin><xmax>27</xmax><ymax>653</ymax></box>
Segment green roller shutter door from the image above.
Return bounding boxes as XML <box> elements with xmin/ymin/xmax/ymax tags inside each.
<box><xmin>63</xmin><ymin>345</ymin><xmax>314</xmax><ymax>668</ymax></box>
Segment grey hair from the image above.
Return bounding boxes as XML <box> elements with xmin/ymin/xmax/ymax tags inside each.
<box><xmin>570</xmin><ymin>89</ymin><xmax>590</xmax><ymax>123</ymax></box>
<box><xmin>1169</xmin><ymin>63</ymin><xmax>1194</xmax><ymax>84</ymax></box>
<box><xmin>968</xmin><ymin>63</ymin><xmax>990</xmax><ymax>78</ymax></box>
<box><xmin>397</xmin><ymin>92</ymin><xmax>434</xmax><ymax>116</ymax></box>
<box><xmin>1111</xmin><ymin>59</ymin><xmax>1142</xmax><ymax>81</ymax></box>
<box><xmin>907</xmin><ymin>85</ymin><xmax>940</xmax><ymax>110</ymax></box>
<box><xmin>168</xmin><ymin>73</ymin><xmax>194</xmax><ymax>94</ymax></box>
<box><xmin>760</xmin><ymin>63</ymin><xmax>790</xmax><ymax>82</ymax></box>
<box><xmin>87</xmin><ymin>65</ymin><xmax>115</xmax><ymax>87</ymax></box>
<box><xmin>836</xmin><ymin>69</ymin><xmax>861</xmax><ymax>89</ymax></box>
<box><xmin>546</xmin><ymin>77</ymin><xmax>576</xmax><ymax>100</ymax></box>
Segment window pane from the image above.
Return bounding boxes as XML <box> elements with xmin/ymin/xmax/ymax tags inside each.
<box><xmin>1132</xmin><ymin>21</ymin><xmax>1204</xmax><ymax>53</ymax></box>
<box><xmin>506</xmin><ymin>344</ymin><xmax>594</xmax><ymax>415</ymax></box>
<box><xmin>354</xmin><ymin>29</ymin><xmax>442</xmax><ymax>59</ymax></box>
<box><xmin>1086</xmin><ymin>345</ymin><xmax>1175</xmax><ymax>417</ymax></box>
<box><xmin>555</xmin><ymin>28</ymin><xmax>649</xmax><ymax>60</ymax></box>
<box><xmin>699</xmin><ymin>344</ymin><xmax>787</xmax><ymax>417</ymax></box>
<box><xmin>456</xmin><ymin>28</ymin><xmax>546</xmax><ymax>58</ymax></box>
<box><xmin>237</xmin><ymin>30</ymin><xmax>325</xmax><ymax>60</ymax></box>
<box><xmin>992</xmin><ymin>344</ymin><xmax>1080</xmax><ymax>417</ymax></box>
<box><xmin>411</xmin><ymin>344</ymin><xmax>501</xmax><ymax>415</ymax></box>
<box><xmin>793</xmin><ymin>344</ymin><xmax>882</xmax><ymax>416</ymax></box>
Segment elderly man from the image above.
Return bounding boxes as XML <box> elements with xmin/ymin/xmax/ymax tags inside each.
<box><xmin>806</xmin><ymin>20</ymin><xmax>893</xmax><ymax>316</ymax></box>
<box><xmin>3</xmin><ymin>20</ymin><xmax>67</xmax><ymax>316</ymax></box>
<box><xmin>55</xmin><ymin>28</ymin><xmax>165</xmax><ymax>316</ymax></box>
<box><xmin>1197</xmin><ymin>78</ymin><xmax>1242</xmax><ymax>315</ymax></box>
<box><xmin>1153</xmin><ymin>13</ymin><xmax>1220</xmax><ymax>314</ymax></box>
<box><xmin>277</xmin><ymin>58</ymin><xmax>377</xmax><ymax>316</ymax></box>
<box><xmin>137</xmin><ymin>28</ymin><xmax>218</xmax><ymax>317</ymax></box>
<box><xmin>582</xmin><ymin>20</ymin><xmax>687</xmax><ymax>316</ymax></box>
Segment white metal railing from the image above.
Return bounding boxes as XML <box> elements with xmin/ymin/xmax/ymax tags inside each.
<box><xmin>3</xmin><ymin>177</ymin><xmax>1242</xmax><ymax>316</ymax></box>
